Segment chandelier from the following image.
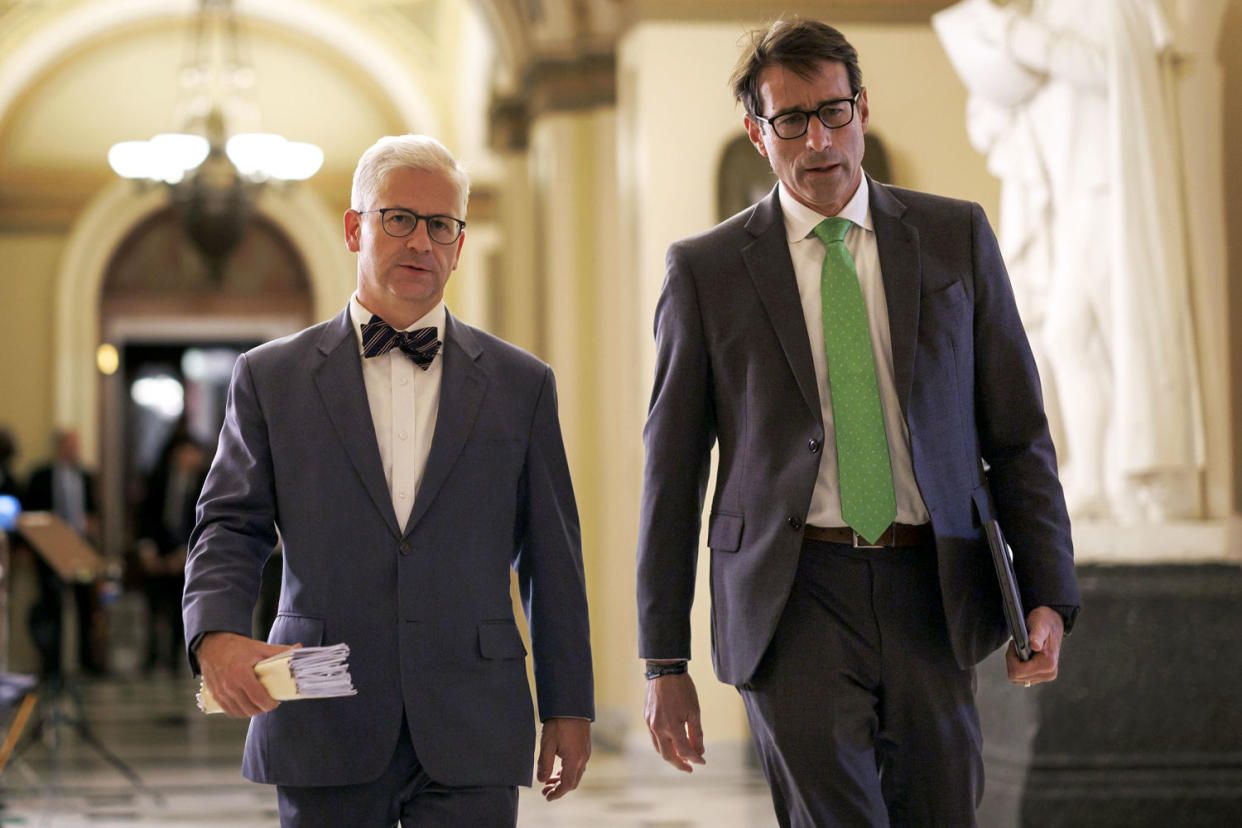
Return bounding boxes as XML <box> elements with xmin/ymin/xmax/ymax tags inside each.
<box><xmin>107</xmin><ymin>0</ymin><xmax>323</xmax><ymax>277</ymax></box>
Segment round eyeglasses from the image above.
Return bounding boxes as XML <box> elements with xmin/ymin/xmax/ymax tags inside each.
<box><xmin>356</xmin><ymin>208</ymin><xmax>466</xmax><ymax>244</ymax></box>
<box><xmin>754</xmin><ymin>92</ymin><xmax>860</xmax><ymax>140</ymax></box>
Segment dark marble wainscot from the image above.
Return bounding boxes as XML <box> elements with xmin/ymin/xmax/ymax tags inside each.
<box><xmin>975</xmin><ymin>562</ymin><xmax>1242</xmax><ymax>828</ymax></box>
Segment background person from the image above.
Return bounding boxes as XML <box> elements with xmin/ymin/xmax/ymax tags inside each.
<box><xmin>0</xmin><ymin>425</ymin><xmax>22</xmax><ymax>500</ymax></box>
<box><xmin>26</xmin><ymin>428</ymin><xmax>105</xmax><ymax>675</ymax></box>
<box><xmin>135</xmin><ymin>433</ymin><xmax>205</xmax><ymax>671</ymax></box>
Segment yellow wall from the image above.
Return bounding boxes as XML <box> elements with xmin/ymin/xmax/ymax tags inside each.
<box><xmin>0</xmin><ymin>234</ymin><xmax>62</xmax><ymax>475</ymax></box>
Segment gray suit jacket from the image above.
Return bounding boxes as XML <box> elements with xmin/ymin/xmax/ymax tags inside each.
<box><xmin>184</xmin><ymin>308</ymin><xmax>593</xmax><ymax>788</ymax></box>
<box><xmin>637</xmin><ymin>180</ymin><xmax>1079</xmax><ymax>686</ymax></box>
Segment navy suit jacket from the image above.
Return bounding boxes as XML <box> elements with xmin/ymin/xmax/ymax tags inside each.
<box><xmin>184</xmin><ymin>308</ymin><xmax>594</xmax><ymax>788</ymax></box>
<box><xmin>637</xmin><ymin>180</ymin><xmax>1079</xmax><ymax>685</ymax></box>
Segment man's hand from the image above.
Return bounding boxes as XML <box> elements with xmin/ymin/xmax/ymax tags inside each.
<box><xmin>197</xmin><ymin>632</ymin><xmax>296</xmax><ymax>718</ymax></box>
<box><xmin>1006</xmin><ymin>605</ymin><xmax>1065</xmax><ymax>687</ymax></box>
<box><xmin>644</xmin><ymin>672</ymin><xmax>705</xmax><ymax>772</ymax></box>
<box><xmin>536</xmin><ymin>718</ymin><xmax>591</xmax><ymax>801</ymax></box>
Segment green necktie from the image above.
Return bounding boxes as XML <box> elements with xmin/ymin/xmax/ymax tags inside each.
<box><xmin>812</xmin><ymin>217</ymin><xmax>896</xmax><ymax>545</ymax></box>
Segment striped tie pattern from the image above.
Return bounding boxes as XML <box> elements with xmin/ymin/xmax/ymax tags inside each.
<box><xmin>812</xmin><ymin>217</ymin><xmax>896</xmax><ymax>545</ymax></box>
<box><xmin>360</xmin><ymin>315</ymin><xmax>441</xmax><ymax>370</ymax></box>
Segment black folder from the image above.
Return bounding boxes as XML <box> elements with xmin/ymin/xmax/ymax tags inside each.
<box><xmin>984</xmin><ymin>519</ymin><xmax>1031</xmax><ymax>661</ymax></box>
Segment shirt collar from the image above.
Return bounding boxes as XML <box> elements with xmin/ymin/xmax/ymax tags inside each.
<box><xmin>778</xmin><ymin>174</ymin><xmax>873</xmax><ymax>243</ymax></box>
<box><xmin>349</xmin><ymin>293</ymin><xmax>447</xmax><ymax>352</ymax></box>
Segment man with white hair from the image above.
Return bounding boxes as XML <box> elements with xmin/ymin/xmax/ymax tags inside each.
<box><xmin>184</xmin><ymin>134</ymin><xmax>594</xmax><ymax>827</ymax></box>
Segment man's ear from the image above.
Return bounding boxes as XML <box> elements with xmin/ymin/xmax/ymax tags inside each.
<box><xmin>344</xmin><ymin>209</ymin><xmax>361</xmax><ymax>252</ymax></box>
<box><xmin>744</xmin><ymin>114</ymin><xmax>769</xmax><ymax>159</ymax></box>
<box><xmin>450</xmin><ymin>232</ymin><xmax>465</xmax><ymax>271</ymax></box>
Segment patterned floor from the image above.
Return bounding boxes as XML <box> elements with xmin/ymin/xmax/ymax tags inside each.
<box><xmin>0</xmin><ymin>673</ymin><xmax>776</xmax><ymax>827</ymax></box>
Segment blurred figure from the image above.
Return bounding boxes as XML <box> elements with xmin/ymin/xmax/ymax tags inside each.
<box><xmin>0</xmin><ymin>426</ymin><xmax>22</xmax><ymax>500</ymax></box>
<box><xmin>25</xmin><ymin>429</ymin><xmax>104</xmax><ymax>675</ymax></box>
<box><xmin>135</xmin><ymin>434</ymin><xmax>205</xmax><ymax>672</ymax></box>
<box><xmin>26</xmin><ymin>430</ymin><xmax>97</xmax><ymax>538</ymax></box>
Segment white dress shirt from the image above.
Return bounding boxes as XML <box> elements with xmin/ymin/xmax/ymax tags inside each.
<box><xmin>779</xmin><ymin>180</ymin><xmax>930</xmax><ymax>527</ymax></box>
<box><xmin>53</xmin><ymin>462</ymin><xmax>88</xmax><ymax>535</ymax></box>
<box><xmin>349</xmin><ymin>294</ymin><xmax>445</xmax><ymax>533</ymax></box>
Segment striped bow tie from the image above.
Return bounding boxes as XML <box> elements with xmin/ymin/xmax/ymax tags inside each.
<box><xmin>360</xmin><ymin>315</ymin><xmax>441</xmax><ymax>369</ymax></box>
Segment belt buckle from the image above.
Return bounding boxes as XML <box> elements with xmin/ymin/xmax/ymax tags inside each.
<box><xmin>852</xmin><ymin>530</ymin><xmax>886</xmax><ymax>549</ymax></box>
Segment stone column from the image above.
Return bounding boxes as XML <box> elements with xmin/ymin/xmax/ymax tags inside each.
<box><xmin>488</xmin><ymin>49</ymin><xmax>641</xmax><ymax>748</ymax></box>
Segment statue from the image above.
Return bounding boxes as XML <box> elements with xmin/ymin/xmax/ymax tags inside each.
<box><xmin>934</xmin><ymin>0</ymin><xmax>1205</xmax><ymax>522</ymax></box>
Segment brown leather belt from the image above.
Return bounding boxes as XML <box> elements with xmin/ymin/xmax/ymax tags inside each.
<box><xmin>803</xmin><ymin>522</ymin><xmax>934</xmax><ymax>548</ymax></box>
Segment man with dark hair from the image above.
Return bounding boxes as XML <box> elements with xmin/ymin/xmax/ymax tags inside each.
<box><xmin>637</xmin><ymin>17</ymin><xmax>1079</xmax><ymax>826</ymax></box>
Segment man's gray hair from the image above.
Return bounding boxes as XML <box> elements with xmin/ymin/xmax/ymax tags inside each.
<box><xmin>350</xmin><ymin>134</ymin><xmax>470</xmax><ymax>217</ymax></box>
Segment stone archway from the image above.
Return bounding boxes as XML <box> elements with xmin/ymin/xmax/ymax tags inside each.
<box><xmin>52</xmin><ymin>179</ymin><xmax>354</xmax><ymax>470</ymax></box>
<box><xmin>96</xmin><ymin>199</ymin><xmax>323</xmax><ymax>563</ymax></box>
<box><xmin>55</xmin><ymin>179</ymin><xmax>352</xmax><ymax>556</ymax></box>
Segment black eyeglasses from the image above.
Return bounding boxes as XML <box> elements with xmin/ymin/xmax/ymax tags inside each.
<box><xmin>754</xmin><ymin>92</ymin><xmax>860</xmax><ymax>140</ymax></box>
<box><xmin>356</xmin><ymin>208</ymin><xmax>466</xmax><ymax>244</ymax></box>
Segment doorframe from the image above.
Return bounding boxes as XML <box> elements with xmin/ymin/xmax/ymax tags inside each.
<box><xmin>54</xmin><ymin>180</ymin><xmax>353</xmax><ymax>557</ymax></box>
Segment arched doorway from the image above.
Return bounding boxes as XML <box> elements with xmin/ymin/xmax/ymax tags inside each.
<box><xmin>99</xmin><ymin>204</ymin><xmax>313</xmax><ymax>547</ymax></box>
<box><xmin>96</xmin><ymin>204</ymin><xmax>314</xmax><ymax>669</ymax></box>
<box><xmin>50</xmin><ymin>178</ymin><xmax>353</xmax><ymax>562</ymax></box>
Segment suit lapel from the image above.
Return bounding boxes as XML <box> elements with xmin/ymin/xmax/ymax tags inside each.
<box><xmin>312</xmin><ymin>308</ymin><xmax>401</xmax><ymax>538</ymax></box>
<box><xmin>742</xmin><ymin>189</ymin><xmax>822</xmax><ymax>420</ymax></box>
<box><xmin>869</xmin><ymin>179</ymin><xmax>921</xmax><ymax>417</ymax></box>
<box><xmin>403</xmin><ymin>311</ymin><xmax>486</xmax><ymax>536</ymax></box>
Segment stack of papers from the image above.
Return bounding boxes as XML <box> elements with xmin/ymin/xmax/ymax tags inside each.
<box><xmin>198</xmin><ymin>643</ymin><xmax>357</xmax><ymax>714</ymax></box>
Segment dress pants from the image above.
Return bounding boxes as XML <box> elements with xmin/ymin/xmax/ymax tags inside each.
<box><xmin>739</xmin><ymin>537</ymin><xmax>983</xmax><ymax>827</ymax></box>
<box><xmin>143</xmin><ymin>571</ymin><xmax>184</xmax><ymax>670</ymax></box>
<box><xmin>276</xmin><ymin>715</ymin><xmax>519</xmax><ymax>827</ymax></box>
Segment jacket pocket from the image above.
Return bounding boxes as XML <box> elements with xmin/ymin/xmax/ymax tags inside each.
<box><xmin>267</xmin><ymin>613</ymin><xmax>325</xmax><ymax>647</ymax></box>
<box><xmin>477</xmin><ymin>621</ymin><xmax>527</xmax><ymax>660</ymax></box>
<box><xmin>707</xmin><ymin>510</ymin><xmax>744</xmax><ymax>552</ymax></box>
<box><xmin>922</xmin><ymin>277</ymin><xmax>966</xmax><ymax>307</ymax></box>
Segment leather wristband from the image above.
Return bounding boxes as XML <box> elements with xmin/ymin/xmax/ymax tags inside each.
<box><xmin>644</xmin><ymin>660</ymin><xmax>689</xmax><ymax>680</ymax></box>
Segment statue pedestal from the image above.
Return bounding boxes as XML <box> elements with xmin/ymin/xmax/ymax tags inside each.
<box><xmin>976</xmin><ymin>522</ymin><xmax>1242</xmax><ymax>827</ymax></box>
<box><xmin>1072</xmin><ymin>518</ymin><xmax>1242</xmax><ymax>563</ymax></box>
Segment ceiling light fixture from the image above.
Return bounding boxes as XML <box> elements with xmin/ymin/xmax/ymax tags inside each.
<box><xmin>107</xmin><ymin>0</ymin><xmax>323</xmax><ymax>277</ymax></box>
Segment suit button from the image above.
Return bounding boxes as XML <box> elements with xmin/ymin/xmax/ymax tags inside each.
<box><xmin>808</xmin><ymin>439</ymin><xmax>821</xmax><ymax>453</ymax></box>
<box><xmin>787</xmin><ymin>516</ymin><xmax>802</xmax><ymax>530</ymax></box>
<box><xmin>398</xmin><ymin>541</ymin><xmax>411</xmax><ymax>556</ymax></box>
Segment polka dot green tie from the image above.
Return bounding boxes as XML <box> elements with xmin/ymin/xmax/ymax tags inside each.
<box><xmin>813</xmin><ymin>217</ymin><xmax>896</xmax><ymax>545</ymax></box>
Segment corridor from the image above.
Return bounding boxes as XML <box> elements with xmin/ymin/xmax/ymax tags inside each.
<box><xmin>0</xmin><ymin>673</ymin><xmax>776</xmax><ymax>827</ymax></box>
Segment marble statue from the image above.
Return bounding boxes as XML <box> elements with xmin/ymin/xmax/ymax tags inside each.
<box><xmin>934</xmin><ymin>0</ymin><xmax>1205</xmax><ymax>522</ymax></box>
